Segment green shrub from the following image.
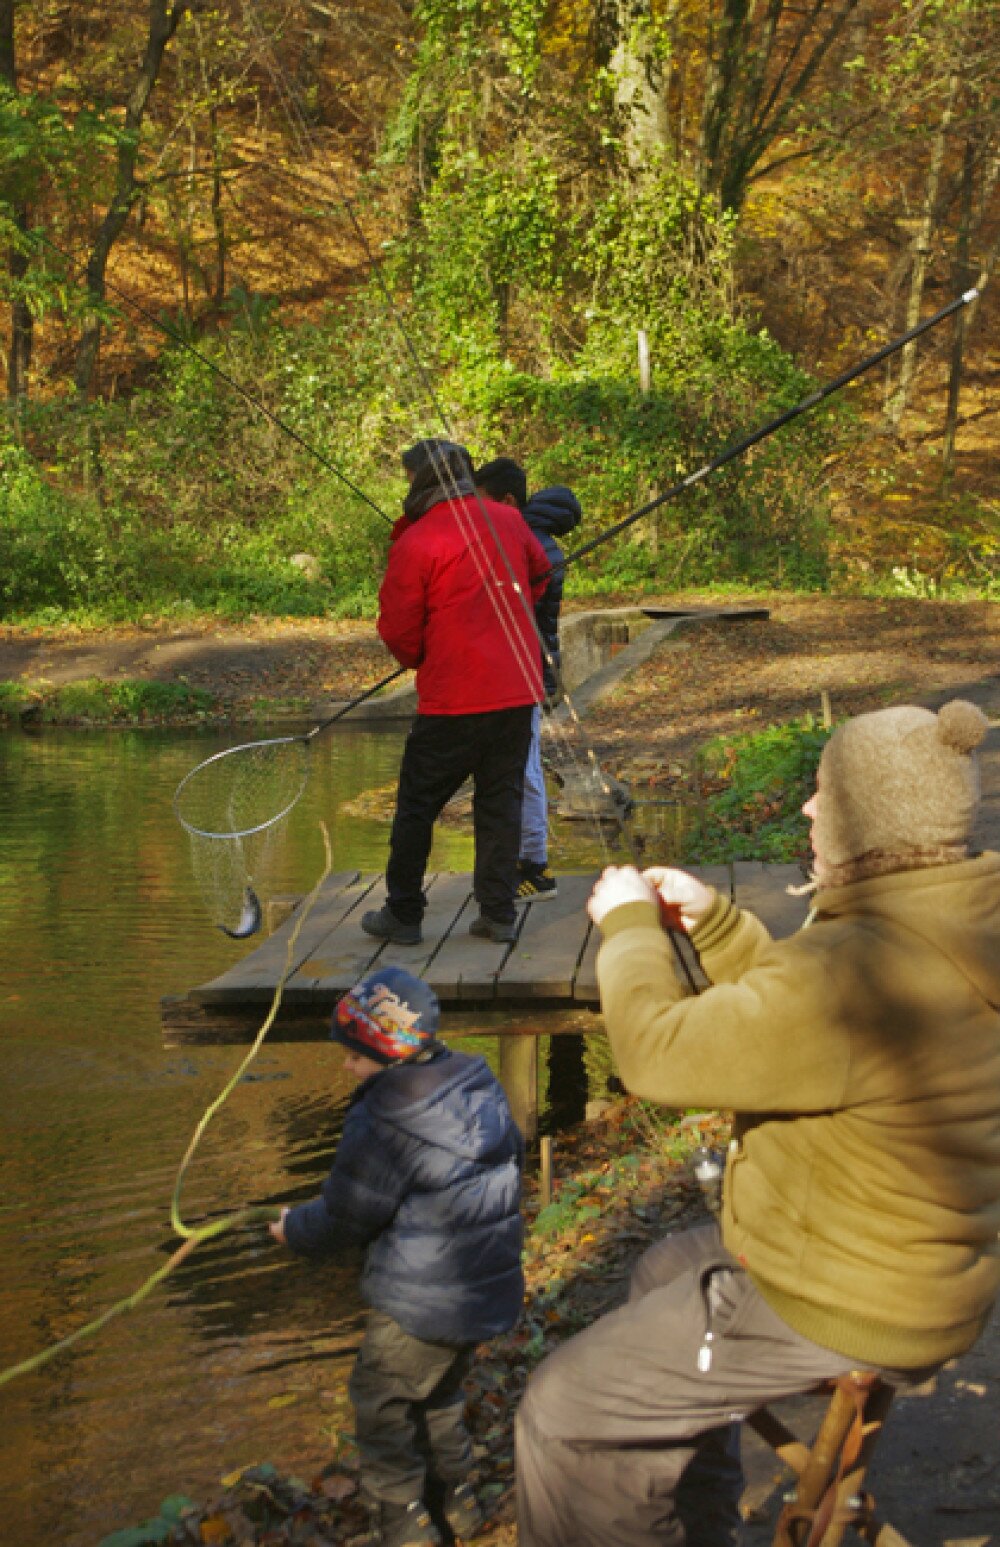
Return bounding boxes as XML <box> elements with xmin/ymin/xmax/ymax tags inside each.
<box><xmin>0</xmin><ymin>680</ymin><xmax>31</xmax><ymax>719</ymax></box>
<box><xmin>0</xmin><ymin>440</ymin><xmax>109</xmax><ymax>615</ymax></box>
<box><xmin>682</xmin><ymin>716</ymin><xmax>832</xmax><ymax>863</ymax></box>
<box><xmin>35</xmin><ymin>677</ymin><xmax>214</xmax><ymax>724</ymax></box>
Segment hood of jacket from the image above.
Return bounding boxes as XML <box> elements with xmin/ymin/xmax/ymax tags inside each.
<box><xmin>523</xmin><ymin>485</ymin><xmax>582</xmax><ymax>539</ymax></box>
<box><xmin>814</xmin><ymin>850</ymin><xmax>1000</xmax><ymax>1009</ymax></box>
<box><xmin>402</xmin><ymin>438</ymin><xmax>475</xmax><ymax>521</ymax></box>
<box><xmin>365</xmin><ymin>1049</ymin><xmax>515</xmax><ymax>1163</ymax></box>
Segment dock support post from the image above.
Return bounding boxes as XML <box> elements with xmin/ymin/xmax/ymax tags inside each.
<box><xmin>539</xmin><ymin>1135</ymin><xmax>553</xmax><ymax>1206</ymax></box>
<box><xmin>498</xmin><ymin>1034</ymin><xmax>538</xmax><ymax>1143</ymax></box>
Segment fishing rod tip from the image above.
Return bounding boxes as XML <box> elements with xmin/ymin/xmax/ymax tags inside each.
<box><xmin>962</xmin><ymin>288</ymin><xmax>980</xmax><ymax>305</ymax></box>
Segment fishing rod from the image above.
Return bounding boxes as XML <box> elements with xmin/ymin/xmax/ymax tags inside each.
<box><xmin>257</xmin><ymin>289</ymin><xmax>980</xmax><ymax>762</ymax></box>
<box><xmin>558</xmin><ymin>288</ymin><xmax>980</xmax><ymax>574</ymax></box>
<box><xmin>244</xmin><ymin>27</ymin><xmax>980</xmax><ymax>991</ymax></box>
<box><xmin>29</xmin><ymin>227</ymin><xmax>394</xmax><ymax>526</ymax></box>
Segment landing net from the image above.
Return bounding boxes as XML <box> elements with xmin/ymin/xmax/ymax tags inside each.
<box><xmin>173</xmin><ymin>737</ymin><xmax>310</xmax><ymax>935</ymax></box>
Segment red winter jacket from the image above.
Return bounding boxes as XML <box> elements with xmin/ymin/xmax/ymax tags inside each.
<box><xmin>377</xmin><ymin>494</ymin><xmax>550</xmax><ymax>715</ymax></box>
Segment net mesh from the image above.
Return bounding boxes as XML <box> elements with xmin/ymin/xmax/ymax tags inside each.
<box><xmin>174</xmin><ymin>737</ymin><xmax>310</xmax><ymax>935</ymax></box>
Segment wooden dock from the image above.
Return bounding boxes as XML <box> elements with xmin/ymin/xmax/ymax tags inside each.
<box><xmin>160</xmin><ymin>862</ymin><xmax>809</xmax><ymax>1045</ymax></box>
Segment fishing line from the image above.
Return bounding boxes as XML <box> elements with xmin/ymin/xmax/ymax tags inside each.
<box><xmin>28</xmin><ymin>226</ymin><xmax>394</xmax><ymax>526</ymax></box>
<box><xmin>0</xmin><ymin>825</ymin><xmax>335</xmax><ymax>1389</ymax></box>
<box><xmin>245</xmin><ymin>7</ymin><xmax>633</xmax><ymax>875</ymax></box>
<box><xmin>248</xmin><ymin>34</ymin><xmax>982</xmax><ymax>910</ymax></box>
<box><xmin>558</xmin><ymin>289</ymin><xmax>980</xmax><ymax>575</ymax></box>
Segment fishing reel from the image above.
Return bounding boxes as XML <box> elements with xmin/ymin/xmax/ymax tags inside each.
<box><xmin>690</xmin><ymin>1146</ymin><xmax>725</xmax><ymax>1220</ymax></box>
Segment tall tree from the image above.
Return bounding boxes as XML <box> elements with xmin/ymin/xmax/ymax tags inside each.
<box><xmin>596</xmin><ymin>0</ymin><xmax>669</xmax><ymax>168</ymax></box>
<box><xmin>693</xmin><ymin>0</ymin><xmax>864</xmax><ymax>212</ymax></box>
<box><xmin>0</xmin><ymin>0</ymin><xmax>32</xmax><ymax>408</ymax></box>
<box><xmin>873</xmin><ymin>0</ymin><xmax>999</xmax><ymax>432</ymax></box>
<box><xmin>883</xmin><ymin>65</ymin><xmax>960</xmax><ymax>428</ymax></box>
<box><xmin>73</xmin><ymin>0</ymin><xmax>189</xmax><ymax>394</ymax></box>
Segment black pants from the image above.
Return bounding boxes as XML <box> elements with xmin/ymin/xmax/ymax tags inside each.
<box><xmin>386</xmin><ymin>706</ymin><xmax>533</xmax><ymax>926</ymax></box>
<box><xmin>349</xmin><ymin>1309</ymin><xmax>476</xmax><ymax>1507</ymax></box>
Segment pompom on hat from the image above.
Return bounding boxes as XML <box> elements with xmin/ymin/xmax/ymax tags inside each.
<box><xmin>331</xmin><ymin>966</ymin><xmax>441</xmax><ymax>1066</ymax></box>
<box><xmin>812</xmin><ymin>698</ymin><xmax>989</xmax><ymax>883</ymax></box>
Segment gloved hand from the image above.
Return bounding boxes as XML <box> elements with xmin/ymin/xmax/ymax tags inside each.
<box><xmin>587</xmin><ymin>865</ymin><xmax>657</xmax><ymax>925</ymax></box>
<box><xmin>642</xmin><ymin>867</ymin><xmax>715</xmax><ymax>932</ymax></box>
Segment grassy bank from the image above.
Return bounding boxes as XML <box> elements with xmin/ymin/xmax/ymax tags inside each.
<box><xmin>0</xmin><ymin>676</ymin><xmax>216</xmax><ymax>725</ymax></box>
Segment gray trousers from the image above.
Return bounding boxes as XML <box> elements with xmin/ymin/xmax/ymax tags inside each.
<box><xmin>516</xmin><ymin>1223</ymin><xmax>918</xmax><ymax>1547</ymax></box>
<box><xmin>349</xmin><ymin>1310</ymin><xmax>476</xmax><ymax>1507</ymax></box>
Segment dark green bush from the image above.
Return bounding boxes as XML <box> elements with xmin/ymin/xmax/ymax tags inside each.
<box><xmin>682</xmin><ymin>716</ymin><xmax>832</xmax><ymax>863</ymax></box>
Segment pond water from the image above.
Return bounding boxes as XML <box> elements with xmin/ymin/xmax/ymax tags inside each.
<box><xmin>0</xmin><ymin>720</ymin><xmax>675</xmax><ymax>1546</ymax></box>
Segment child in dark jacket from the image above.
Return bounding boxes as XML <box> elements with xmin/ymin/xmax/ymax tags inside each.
<box><xmin>270</xmin><ymin>966</ymin><xmax>524</xmax><ymax>1547</ymax></box>
<box><xmin>473</xmin><ymin>459</ymin><xmax>582</xmax><ymax>902</ymax></box>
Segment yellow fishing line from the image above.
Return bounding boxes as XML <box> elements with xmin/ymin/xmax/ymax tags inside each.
<box><xmin>0</xmin><ymin>824</ymin><xmax>334</xmax><ymax>1389</ymax></box>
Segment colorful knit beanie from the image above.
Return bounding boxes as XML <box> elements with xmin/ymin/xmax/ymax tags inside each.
<box><xmin>812</xmin><ymin>698</ymin><xmax>989</xmax><ymax>884</ymax></box>
<box><xmin>331</xmin><ymin>966</ymin><xmax>441</xmax><ymax>1065</ymax></box>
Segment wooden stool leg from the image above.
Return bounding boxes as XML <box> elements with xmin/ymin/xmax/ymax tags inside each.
<box><xmin>759</xmin><ymin>1376</ymin><xmax>915</xmax><ymax>1547</ymax></box>
<box><xmin>773</xmin><ymin>1382</ymin><xmax>860</xmax><ymax>1547</ymax></box>
<box><xmin>828</xmin><ymin>1382</ymin><xmax>900</xmax><ymax>1547</ymax></box>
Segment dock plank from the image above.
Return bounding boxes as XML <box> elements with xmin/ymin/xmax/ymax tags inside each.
<box><xmin>167</xmin><ymin>862</ymin><xmax>813</xmax><ymax>1037</ymax></box>
<box><xmin>191</xmin><ymin>870</ymin><xmax>365</xmax><ymax>1005</ymax></box>
<box><xmin>499</xmin><ymin>873</ymin><xmax>594</xmax><ymax>1001</ymax></box>
<box><xmin>730</xmin><ymin>861</ymin><xmax>810</xmax><ymax>939</ymax></box>
<box><xmin>286</xmin><ymin>875</ymin><xmax>392</xmax><ymax>1004</ymax></box>
<box><xmin>370</xmin><ymin>874</ymin><xmax>475</xmax><ymax>998</ymax></box>
<box><xmin>422</xmin><ymin>889</ymin><xmax>517</xmax><ymax>1001</ymax></box>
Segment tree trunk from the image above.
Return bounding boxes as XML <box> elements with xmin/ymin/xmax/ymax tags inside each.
<box><xmin>209</xmin><ymin>103</ymin><xmax>227</xmax><ymax>306</ymax></box>
<box><xmin>696</xmin><ymin>0</ymin><xmax>861</xmax><ymax>213</ymax></box>
<box><xmin>73</xmin><ymin>0</ymin><xmax>189</xmax><ymax>395</ymax></box>
<box><xmin>883</xmin><ymin>69</ymin><xmax>960</xmax><ymax>429</ymax></box>
<box><xmin>941</xmin><ymin>137</ymin><xmax>975</xmax><ymax>484</ymax></box>
<box><xmin>1</xmin><ymin>0</ymin><xmax>33</xmax><ymax>410</ymax></box>
<box><xmin>597</xmin><ymin>0</ymin><xmax>668</xmax><ymax>170</ymax></box>
<box><xmin>7</xmin><ymin>230</ymin><xmax>32</xmax><ymax>409</ymax></box>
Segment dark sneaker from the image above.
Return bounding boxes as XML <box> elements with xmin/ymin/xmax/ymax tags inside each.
<box><xmin>443</xmin><ymin>1480</ymin><xmax>486</xmax><ymax>1539</ymax></box>
<box><xmin>516</xmin><ymin>862</ymin><xmax>558</xmax><ymax>902</ymax></box>
<box><xmin>361</xmin><ymin>905</ymin><xmax>422</xmax><ymax>945</ymax></box>
<box><xmin>368</xmin><ymin>1498</ymin><xmax>442</xmax><ymax>1547</ymax></box>
<box><xmin>468</xmin><ymin>913</ymin><xmax>517</xmax><ymax>944</ymax></box>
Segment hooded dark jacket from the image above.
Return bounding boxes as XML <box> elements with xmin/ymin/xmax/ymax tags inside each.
<box><xmin>283</xmin><ymin>1049</ymin><xmax>525</xmax><ymax>1345</ymax></box>
<box><xmin>522</xmin><ymin>486</ymin><xmax>581</xmax><ymax>697</ymax></box>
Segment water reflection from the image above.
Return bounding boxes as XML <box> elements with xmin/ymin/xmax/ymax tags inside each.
<box><xmin>0</xmin><ymin>720</ymin><xmax>690</xmax><ymax>1545</ymax></box>
<box><xmin>1</xmin><ymin>722</ymin><xmax>665</xmax><ymax>1547</ymax></box>
<box><xmin>0</xmin><ymin>724</ymin><xmax>429</xmax><ymax>1546</ymax></box>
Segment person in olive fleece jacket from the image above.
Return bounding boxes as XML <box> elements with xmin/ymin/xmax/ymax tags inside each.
<box><xmin>516</xmin><ymin>698</ymin><xmax>1000</xmax><ymax>1547</ymax></box>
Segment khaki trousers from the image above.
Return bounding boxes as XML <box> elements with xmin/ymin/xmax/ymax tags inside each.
<box><xmin>516</xmin><ymin>1223</ymin><xmax>921</xmax><ymax>1547</ymax></box>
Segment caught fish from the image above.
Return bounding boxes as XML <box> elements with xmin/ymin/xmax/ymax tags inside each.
<box><xmin>219</xmin><ymin>885</ymin><xmax>263</xmax><ymax>939</ymax></box>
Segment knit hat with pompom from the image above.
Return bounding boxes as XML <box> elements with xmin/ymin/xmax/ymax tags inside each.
<box><xmin>812</xmin><ymin>699</ymin><xmax>989</xmax><ymax>884</ymax></box>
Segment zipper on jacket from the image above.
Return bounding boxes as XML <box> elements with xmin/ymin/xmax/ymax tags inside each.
<box><xmin>694</xmin><ymin>1256</ymin><xmax>737</xmax><ymax>1374</ymax></box>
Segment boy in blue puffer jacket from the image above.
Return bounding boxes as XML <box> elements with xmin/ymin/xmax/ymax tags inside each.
<box><xmin>270</xmin><ymin>966</ymin><xmax>523</xmax><ymax>1547</ymax></box>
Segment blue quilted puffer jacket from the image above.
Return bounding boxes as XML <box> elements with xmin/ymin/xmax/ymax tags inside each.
<box><xmin>523</xmin><ymin>485</ymin><xmax>582</xmax><ymax>697</ymax></box>
<box><xmin>283</xmin><ymin>1049</ymin><xmax>525</xmax><ymax>1344</ymax></box>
